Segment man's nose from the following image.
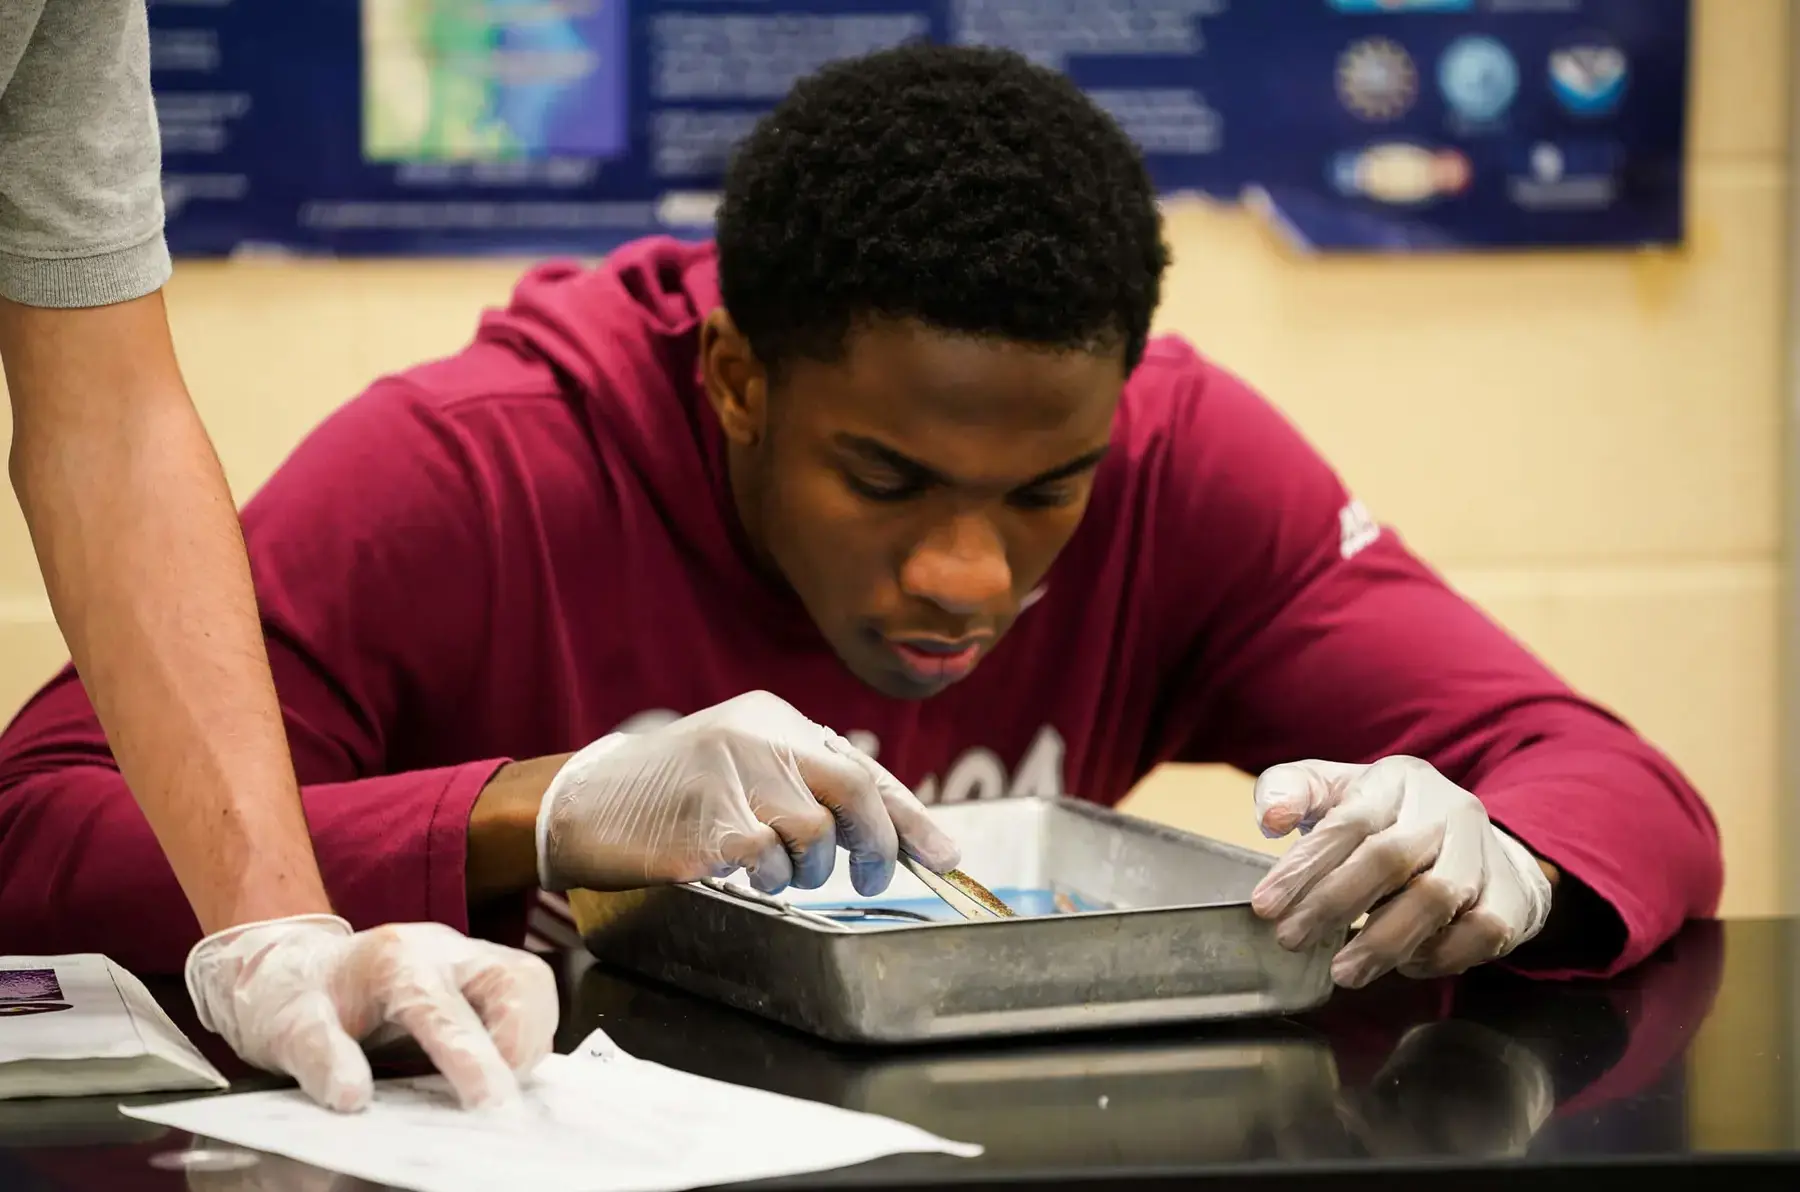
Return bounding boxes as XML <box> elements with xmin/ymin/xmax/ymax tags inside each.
<box><xmin>900</xmin><ymin>514</ymin><xmax>1013</xmax><ymax>615</ymax></box>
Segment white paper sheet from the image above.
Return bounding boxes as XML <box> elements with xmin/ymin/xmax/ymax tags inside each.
<box><xmin>0</xmin><ymin>954</ymin><xmax>227</xmax><ymax>1099</ymax></box>
<box><xmin>122</xmin><ymin>1028</ymin><xmax>980</xmax><ymax>1192</ymax></box>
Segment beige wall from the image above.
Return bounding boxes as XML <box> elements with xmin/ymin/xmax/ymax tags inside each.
<box><xmin>0</xmin><ymin>0</ymin><xmax>1787</xmax><ymax>914</ymax></box>
<box><xmin>1130</xmin><ymin>0</ymin><xmax>1791</xmax><ymax>917</ymax></box>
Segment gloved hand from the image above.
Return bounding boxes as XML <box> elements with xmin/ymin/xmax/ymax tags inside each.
<box><xmin>536</xmin><ymin>690</ymin><xmax>960</xmax><ymax>897</ymax></box>
<box><xmin>186</xmin><ymin>915</ymin><xmax>558</xmax><ymax>1113</ymax></box>
<box><xmin>1248</xmin><ymin>757</ymin><xmax>1552</xmax><ymax>989</ymax></box>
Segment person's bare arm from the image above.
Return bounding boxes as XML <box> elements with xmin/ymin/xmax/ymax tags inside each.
<box><xmin>467</xmin><ymin>754</ymin><xmax>571</xmax><ymax>906</ymax></box>
<box><xmin>0</xmin><ymin>291</ymin><xmax>332</xmax><ymax>933</ymax></box>
<box><xmin>0</xmin><ymin>6</ymin><xmax>558</xmax><ymax>1107</ymax></box>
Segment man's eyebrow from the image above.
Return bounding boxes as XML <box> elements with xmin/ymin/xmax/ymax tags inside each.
<box><xmin>834</xmin><ymin>434</ymin><xmax>950</xmax><ymax>485</ymax></box>
<box><xmin>1021</xmin><ymin>446</ymin><xmax>1110</xmax><ymax>489</ymax></box>
<box><xmin>832</xmin><ymin>434</ymin><xmax>1108</xmax><ymax>490</ymax></box>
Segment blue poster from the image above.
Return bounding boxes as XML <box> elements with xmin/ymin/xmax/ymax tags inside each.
<box><xmin>147</xmin><ymin>0</ymin><xmax>1690</xmax><ymax>256</ymax></box>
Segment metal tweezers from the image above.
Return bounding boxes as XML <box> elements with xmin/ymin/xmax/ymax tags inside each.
<box><xmin>693</xmin><ymin>879</ymin><xmax>854</xmax><ymax>930</ymax></box>
<box><xmin>898</xmin><ymin>854</ymin><xmax>1016</xmax><ymax>921</ymax></box>
<box><xmin>813</xmin><ymin>906</ymin><xmax>938</xmax><ymax>923</ymax></box>
<box><xmin>694</xmin><ymin>855</ymin><xmax>1017</xmax><ymax>926</ymax></box>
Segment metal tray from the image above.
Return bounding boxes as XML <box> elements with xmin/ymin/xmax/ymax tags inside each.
<box><xmin>569</xmin><ymin>797</ymin><xmax>1342</xmax><ymax>1044</ymax></box>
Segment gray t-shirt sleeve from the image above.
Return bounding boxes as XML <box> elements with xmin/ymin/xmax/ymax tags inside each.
<box><xmin>0</xmin><ymin>0</ymin><xmax>172</xmax><ymax>309</ymax></box>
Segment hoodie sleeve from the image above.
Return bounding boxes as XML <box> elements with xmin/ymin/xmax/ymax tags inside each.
<box><xmin>1141</xmin><ymin>346</ymin><xmax>1722</xmax><ymax>978</ymax></box>
<box><xmin>0</xmin><ymin>381</ymin><xmax>513</xmax><ymax>974</ymax></box>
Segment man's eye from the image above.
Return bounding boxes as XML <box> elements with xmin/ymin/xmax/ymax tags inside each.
<box><xmin>1008</xmin><ymin>484</ymin><xmax>1077</xmax><ymax>511</ymax></box>
<box><xmin>844</xmin><ymin>472</ymin><xmax>923</xmax><ymax>503</ymax></box>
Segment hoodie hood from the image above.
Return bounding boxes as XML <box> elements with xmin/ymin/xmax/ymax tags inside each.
<box><xmin>476</xmin><ymin>235</ymin><xmax>723</xmax><ymax>482</ymax></box>
<box><xmin>470</xmin><ymin>237</ymin><xmax>820</xmax><ymax>638</ymax></box>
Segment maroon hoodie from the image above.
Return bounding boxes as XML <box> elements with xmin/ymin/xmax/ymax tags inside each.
<box><xmin>0</xmin><ymin>238</ymin><xmax>1721</xmax><ymax>976</ymax></box>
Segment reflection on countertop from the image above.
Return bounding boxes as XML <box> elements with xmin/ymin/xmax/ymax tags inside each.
<box><xmin>564</xmin><ymin>916</ymin><xmax>1736</xmax><ymax>1173</ymax></box>
<box><xmin>0</xmin><ymin>916</ymin><xmax>1788</xmax><ymax>1192</ymax></box>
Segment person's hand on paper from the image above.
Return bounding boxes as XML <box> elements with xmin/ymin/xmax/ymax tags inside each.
<box><xmin>186</xmin><ymin>916</ymin><xmax>557</xmax><ymax>1113</ymax></box>
<box><xmin>537</xmin><ymin>691</ymin><xmax>959</xmax><ymax>897</ymax></box>
<box><xmin>1248</xmin><ymin>757</ymin><xmax>1553</xmax><ymax>989</ymax></box>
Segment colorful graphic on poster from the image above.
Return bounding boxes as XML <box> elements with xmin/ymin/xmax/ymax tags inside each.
<box><xmin>147</xmin><ymin>0</ymin><xmax>1690</xmax><ymax>255</ymax></box>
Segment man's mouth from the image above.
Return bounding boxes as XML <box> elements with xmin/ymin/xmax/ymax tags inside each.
<box><xmin>882</xmin><ymin>635</ymin><xmax>988</xmax><ymax>686</ymax></box>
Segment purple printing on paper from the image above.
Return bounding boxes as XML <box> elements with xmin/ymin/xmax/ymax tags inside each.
<box><xmin>0</xmin><ymin>967</ymin><xmax>64</xmax><ymax>1002</ymax></box>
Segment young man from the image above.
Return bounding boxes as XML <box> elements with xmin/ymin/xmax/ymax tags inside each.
<box><xmin>0</xmin><ymin>44</ymin><xmax>1720</xmax><ymax>991</ymax></box>
<box><xmin>0</xmin><ymin>2</ymin><xmax>553</xmax><ymax>1111</ymax></box>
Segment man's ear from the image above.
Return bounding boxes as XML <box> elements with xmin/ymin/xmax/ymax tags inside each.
<box><xmin>701</xmin><ymin>308</ymin><xmax>767</xmax><ymax>447</ymax></box>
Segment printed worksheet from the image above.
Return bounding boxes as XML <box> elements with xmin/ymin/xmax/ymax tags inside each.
<box><xmin>123</xmin><ymin>1028</ymin><xmax>980</xmax><ymax>1192</ymax></box>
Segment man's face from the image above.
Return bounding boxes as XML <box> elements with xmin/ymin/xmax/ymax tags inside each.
<box><xmin>704</xmin><ymin>313</ymin><xmax>1124</xmax><ymax>699</ymax></box>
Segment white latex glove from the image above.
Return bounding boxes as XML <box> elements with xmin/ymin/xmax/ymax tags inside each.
<box><xmin>536</xmin><ymin>690</ymin><xmax>960</xmax><ymax>897</ymax></box>
<box><xmin>1248</xmin><ymin>757</ymin><xmax>1552</xmax><ymax>989</ymax></box>
<box><xmin>186</xmin><ymin>915</ymin><xmax>558</xmax><ymax>1113</ymax></box>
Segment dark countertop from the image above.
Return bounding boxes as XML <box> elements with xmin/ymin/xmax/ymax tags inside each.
<box><xmin>0</xmin><ymin>917</ymin><xmax>1794</xmax><ymax>1191</ymax></box>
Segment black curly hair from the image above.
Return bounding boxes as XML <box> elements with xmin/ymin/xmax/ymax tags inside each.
<box><xmin>715</xmin><ymin>42</ymin><xmax>1170</xmax><ymax>379</ymax></box>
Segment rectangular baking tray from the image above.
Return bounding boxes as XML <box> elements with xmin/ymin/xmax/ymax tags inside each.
<box><xmin>569</xmin><ymin>797</ymin><xmax>1341</xmax><ymax>1044</ymax></box>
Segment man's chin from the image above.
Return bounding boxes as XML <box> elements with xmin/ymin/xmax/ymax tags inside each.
<box><xmin>861</xmin><ymin>664</ymin><xmax>953</xmax><ymax>701</ymax></box>
<box><xmin>839</xmin><ymin>650</ymin><xmax>958</xmax><ymax>701</ymax></box>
